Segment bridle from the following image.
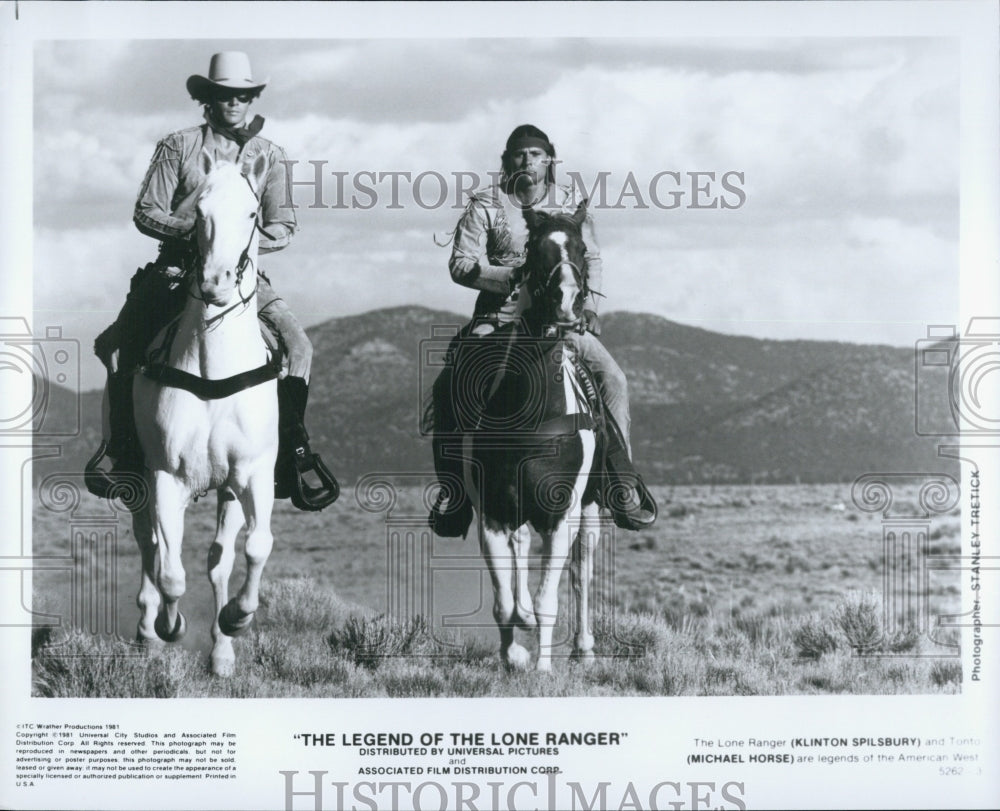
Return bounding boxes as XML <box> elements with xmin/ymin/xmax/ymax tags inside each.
<box><xmin>139</xmin><ymin>168</ymin><xmax>285</xmax><ymax>398</ymax></box>
<box><xmin>187</xmin><ymin>172</ymin><xmax>275</xmax><ymax>326</ymax></box>
<box><xmin>528</xmin><ymin>231</ymin><xmax>589</xmax><ymax>333</ymax></box>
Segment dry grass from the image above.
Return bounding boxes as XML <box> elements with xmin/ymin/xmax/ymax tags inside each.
<box><xmin>30</xmin><ymin>483</ymin><xmax>963</xmax><ymax>697</ymax></box>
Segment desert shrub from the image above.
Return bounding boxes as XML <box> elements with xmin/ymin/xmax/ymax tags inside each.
<box><xmin>33</xmin><ymin>631</ymin><xmax>198</xmax><ymax>698</ymax></box>
<box><xmin>660</xmin><ymin>596</ymin><xmax>712</xmax><ymax>631</ymax></box>
<box><xmin>705</xmin><ymin>629</ymin><xmax>750</xmax><ymax>660</ymax></box>
<box><xmin>592</xmin><ymin>611</ymin><xmax>673</xmax><ymax>658</ymax></box>
<box><xmin>464</xmin><ymin>636</ymin><xmax>504</xmax><ymax>665</ymax></box>
<box><xmin>835</xmin><ymin>594</ymin><xmax>884</xmax><ymax>654</ymax></box>
<box><xmin>258</xmin><ymin>578</ymin><xmax>354</xmax><ymax>634</ymax></box>
<box><xmin>328</xmin><ymin>614</ymin><xmax>432</xmax><ymax>669</ymax></box>
<box><xmin>658</xmin><ymin>654</ymin><xmax>705</xmax><ymax>696</ymax></box>
<box><xmin>731</xmin><ymin>612</ymin><xmax>788</xmax><ymax>649</ymax></box>
<box><xmin>249</xmin><ymin>631</ymin><xmax>361</xmax><ymax>689</ymax></box>
<box><xmin>930</xmin><ymin>659</ymin><xmax>962</xmax><ymax>688</ymax></box>
<box><xmin>792</xmin><ymin>617</ymin><xmax>839</xmax><ymax>659</ymax></box>
<box><xmin>885</xmin><ymin>627</ymin><xmax>921</xmax><ymax>653</ymax></box>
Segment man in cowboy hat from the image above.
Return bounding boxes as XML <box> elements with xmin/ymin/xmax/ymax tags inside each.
<box><xmin>87</xmin><ymin>51</ymin><xmax>338</xmax><ymax>511</ymax></box>
<box><xmin>428</xmin><ymin>123</ymin><xmax>656</xmax><ymax>536</ymax></box>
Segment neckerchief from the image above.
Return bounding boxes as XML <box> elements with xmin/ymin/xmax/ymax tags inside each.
<box><xmin>204</xmin><ymin>110</ymin><xmax>265</xmax><ymax>148</ymax></box>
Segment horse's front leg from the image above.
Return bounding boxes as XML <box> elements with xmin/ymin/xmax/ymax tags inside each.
<box><xmin>130</xmin><ymin>501</ymin><xmax>161</xmax><ymax>645</ymax></box>
<box><xmin>218</xmin><ymin>472</ymin><xmax>274</xmax><ymax>639</ymax></box>
<box><xmin>534</xmin><ymin>514</ymin><xmax>574</xmax><ymax>673</ymax></box>
<box><xmin>151</xmin><ymin>472</ymin><xmax>189</xmax><ymax>642</ymax></box>
<box><xmin>511</xmin><ymin>524</ymin><xmax>536</xmax><ymax>629</ymax></box>
<box><xmin>570</xmin><ymin>502</ymin><xmax>601</xmax><ymax>663</ymax></box>
<box><xmin>480</xmin><ymin>517</ymin><xmax>531</xmax><ymax>671</ymax></box>
<box><xmin>207</xmin><ymin>489</ymin><xmax>245</xmax><ymax>676</ymax></box>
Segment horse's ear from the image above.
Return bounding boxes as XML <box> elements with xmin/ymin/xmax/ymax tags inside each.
<box><xmin>571</xmin><ymin>198</ymin><xmax>590</xmax><ymax>226</ymax></box>
<box><xmin>245</xmin><ymin>152</ymin><xmax>268</xmax><ymax>194</ymax></box>
<box><xmin>523</xmin><ymin>208</ymin><xmax>547</xmax><ymax>231</ymax></box>
<box><xmin>199</xmin><ymin>147</ymin><xmax>215</xmax><ymax>177</ymax></box>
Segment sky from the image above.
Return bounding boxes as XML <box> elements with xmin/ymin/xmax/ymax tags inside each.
<box><xmin>31</xmin><ymin>37</ymin><xmax>960</xmax><ymax>389</ymax></box>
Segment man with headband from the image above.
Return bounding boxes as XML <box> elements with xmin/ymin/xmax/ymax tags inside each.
<box><xmin>429</xmin><ymin>124</ymin><xmax>656</xmax><ymax>536</ymax></box>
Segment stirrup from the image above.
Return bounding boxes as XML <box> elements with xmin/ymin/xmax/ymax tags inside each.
<box><xmin>604</xmin><ymin>472</ymin><xmax>658</xmax><ymax>531</ymax></box>
<box><xmin>84</xmin><ymin>441</ymin><xmax>147</xmax><ymax>507</ymax></box>
<box><xmin>287</xmin><ymin>447</ymin><xmax>340</xmax><ymax>511</ymax></box>
<box><xmin>84</xmin><ymin>441</ymin><xmax>116</xmax><ymax>499</ymax></box>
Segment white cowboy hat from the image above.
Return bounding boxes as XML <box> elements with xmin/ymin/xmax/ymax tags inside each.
<box><xmin>186</xmin><ymin>51</ymin><xmax>268</xmax><ymax>98</ymax></box>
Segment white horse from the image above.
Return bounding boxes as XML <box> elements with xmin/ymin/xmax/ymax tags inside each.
<box><xmin>130</xmin><ymin>152</ymin><xmax>279</xmax><ymax>677</ymax></box>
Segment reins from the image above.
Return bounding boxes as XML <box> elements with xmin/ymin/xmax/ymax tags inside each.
<box><xmin>188</xmin><ymin>172</ymin><xmax>276</xmax><ymax>327</ymax></box>
<box><xmin>140</xmin><ymin>169</ymin><xmax>283</xmax><ymax>398</ymax></box>
<box><xmin>530</xmin><ymin>256</ymin><xmax>587</xmax><ymax>333</ymax></box>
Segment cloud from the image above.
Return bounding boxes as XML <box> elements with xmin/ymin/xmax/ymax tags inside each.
<box><xmin>31</xmin><ymin>35</ymin><xmax>960</xmax><ymax>380</ymax></box>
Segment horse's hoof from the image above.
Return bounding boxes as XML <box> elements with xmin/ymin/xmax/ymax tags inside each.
<box><xmin>210</xmin><ymin>651</ymin><xmax>236</xmax><ymax>678</ymax></box>
<box><xmin>218</xmin><ymin>602</ymin><xmax>255</xmax><ymax>637</ymax></box>
<box><xmin>154</xmin><ymin>611</ymin><xmax>186</xmax><ymax>643</ymax></box>
<box><xmin>503</xmin><ymin>643</ymin><xmax>532</xmax><ymax>672</ymax></box>
<box><xmin>572</xmin><ymin>649</ymin><xmax>596</xmax><ymax>667</ymax></box>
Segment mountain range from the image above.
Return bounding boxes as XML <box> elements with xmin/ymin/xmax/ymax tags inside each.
<box><xmin>31</xmin><ymin>306</ymin><xmax>956</xmax><ymax>485</ymax></box>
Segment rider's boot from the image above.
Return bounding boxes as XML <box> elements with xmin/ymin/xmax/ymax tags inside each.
<box><xmin>86</xmin><ymin>259</ymin><xmax>184</xmax><ymax>501</ymax></box>
<box><xmin>84</xmin><ymin>370</ymin><xmax>145</xmax><ymax>501</ymax></box>
<box><xmin>428</xmin><ymin>438</ymin><xmax>473</xmax><ymax>538</ymax></box>
<box><xmin>273</xmin><ymin>376</ymin><xmax>339</xmax><ymax>511</ymax></box>
<box><xmin>601</xmin><ymin>410</ymin><xmax>657</xmax><ymax>531</ymax></box>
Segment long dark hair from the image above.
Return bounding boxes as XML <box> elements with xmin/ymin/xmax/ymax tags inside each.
<box><xmin>499</xmin><ymin>124</ymin><xmax>557</xmax><ymax>188</ymax></box>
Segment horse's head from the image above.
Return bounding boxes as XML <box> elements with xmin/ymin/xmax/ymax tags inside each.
<box><xmin>522</xmin><ymin>200</ymin><xmax>589</xmax><ymax>331</ymax></box>
<box><xmin>194</xmin><ymin>150</ymin><xmax>267</xmax><ymax>307</ymax></box>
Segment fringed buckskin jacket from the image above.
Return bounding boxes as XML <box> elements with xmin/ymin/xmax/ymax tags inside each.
<box><xmin>134</xmin><ymin>114</ymin><xmax>297</xmax><ymax>255</ymax></box>
<box><xmin>449</xmin><ymin>182</ymin><xmax>603</xmax><ymax>326</ymax></box>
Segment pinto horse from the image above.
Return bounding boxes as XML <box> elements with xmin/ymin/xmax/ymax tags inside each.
<box><xmin>126</xmin><ymin>153</ymin><xmax>280</xmax><ymax>676</ymax></box>
<box><xmin>452</xmin><ymin>201</ymin><xmax>603</xmax><ymax>671</ymax></box>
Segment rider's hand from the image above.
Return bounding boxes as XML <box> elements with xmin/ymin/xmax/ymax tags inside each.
<box><xmin>94</xmin><ymin>325</ymin><xmax>120</xmax><ymax>374</ymax></box>
<box><xmin>507</xmin><ymin>264</ymin><xmax>527</xmax><ymax>294</ymax></box>
<box><xmin>583</xmin><ymin>309</ymin><xmax>601</xmax><ymax>336</ymax></box>
<box><xmin>177</xmin><ymin>223</ymin><xmax>197</xmax><ymax>245</ymax></box>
